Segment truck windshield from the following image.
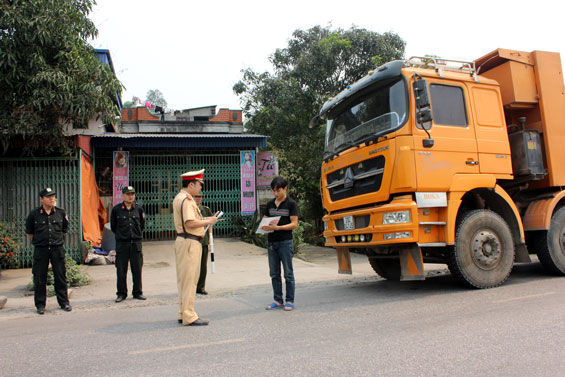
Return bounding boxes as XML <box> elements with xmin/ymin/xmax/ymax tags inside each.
<box><xmin>324</xmin><ymin>78</ymin><xmax>407</xmax><ymax>157</ymax></box>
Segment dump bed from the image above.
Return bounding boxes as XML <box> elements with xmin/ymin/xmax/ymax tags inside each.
<box><xmin>475</xmin><ymin>49</ymin><xmax>565</xmax><ymax>187</ymax></box>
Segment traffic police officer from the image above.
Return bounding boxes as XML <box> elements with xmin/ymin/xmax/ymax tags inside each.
<box><xmin>172</xmin><ymin>169</ymin><xmax>218</xmax><ymax>326</ymax></box>
<box><xmin>25</xmin><ymin>187</ymin><xmax>72</xmax><ymax>314</ymax></box>
<box><xmin>110</xmin><ymin>186</ymin><xmax>146</xmax><ymax>302</ymax></box>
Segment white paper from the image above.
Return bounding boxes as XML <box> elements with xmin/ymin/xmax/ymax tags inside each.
<box><xmin>256</xmin><ymin>216</ymin><xmax>281</xmax><ymax>234</ymax></box>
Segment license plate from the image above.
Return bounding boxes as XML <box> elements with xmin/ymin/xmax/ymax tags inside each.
<box><xmin>343</xmin><ymin>215</ymin><xmax>354</xmax><ymax>230</ymax></box>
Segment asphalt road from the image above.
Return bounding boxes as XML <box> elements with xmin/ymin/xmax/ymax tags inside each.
<box><xmin>2</xmin><ymin>262</ymin><xmax>565</xmax><ymax>377</ymax></box>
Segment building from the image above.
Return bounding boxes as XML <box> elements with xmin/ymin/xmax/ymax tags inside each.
<box><xmin>92</xmin><ymin>105</ymin><xmax>266</xmax><ymax>239</ymax></box>
<box><xmin>0</xmin><ymin>48</ymin><xmax>266</xmax><ymax>268</ymax></box>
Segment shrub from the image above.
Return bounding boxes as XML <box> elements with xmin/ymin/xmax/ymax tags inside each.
<box><xmin>292</xmin><ymin>221</ymin><xmax>308</xmax><ymax>254</ymax></box>
<box><xmin>0</xmin><ymin>223</ymin><xmax>20</xmax><ymax>268</ymax></box>
<box><xmin>64</xmin><ymin>255</ymin><xmax>90</xmax><ymax>287</ymax></box>
<box><xmin>233</xmin><ymin>210</ymin><xmax>267</xmax><ymax>248</ymax></box>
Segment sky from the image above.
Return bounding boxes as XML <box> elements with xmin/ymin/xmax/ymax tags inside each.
<box><xmin>90</xmin><ymin>0</ymin><xmax>564</xmax><ymax>112</ymax></box>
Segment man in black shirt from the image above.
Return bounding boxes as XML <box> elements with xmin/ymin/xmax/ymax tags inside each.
<box><xmin>25</xmin><ymin>187</ymin><xmax>72</xmax><ymax>314</ymax></box>
<box><xmin>110</xmin><ymin>186</ymin><xmax>146</xmax><ymax>302</ymax></box>
<box><xmin>261</xmin><ymin>176</ymin><xmax>299</xmax><ymax>311</ymax></box>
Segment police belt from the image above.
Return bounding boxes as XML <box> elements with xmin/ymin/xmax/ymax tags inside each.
<box><xmin>176</xmin><ymin>232</ymin><xmax>203</xmax><ymax>241</ymax></box>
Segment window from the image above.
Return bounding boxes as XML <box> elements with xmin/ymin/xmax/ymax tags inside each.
<box><xmin>325</xmin><ymin>77</ymin><xmax>407</xmax><ymax>156</ymax></box>
<box><xmin>430</xmin><ymin>84</ymin><xmax>468</xmax><ymax>126</ymax></box>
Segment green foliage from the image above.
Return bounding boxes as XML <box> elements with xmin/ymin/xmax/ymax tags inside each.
<box><xmin>0</xmin><ymin>0</ymin><xmax>123</xmax><ymax>155</ymax></box>
<box><xmin>145</xmin><ymin>89</ymin><xmax>167</xmax><ymax>108</ymax></box>
<box><xmin>26</xmin><ymin>255</ymin><xmax>90</xmax><ymax>294</ymax></box>
<box><xmin>292</xmin><ymin>221</ymin><xmax>314</xmax><ymax>254</ymax></box>
<box><xmin>0</xmin><ymin>223</ymin><xmax>20</xmax><ymax>268</ymax></box>
<box><xmin>64</xmin><ymin>255</ymin><xmax>90</xmax><ymax>287</ymax></box>
<box><xmin>234</xmin><ymin>25</ymin><xmax>405</xmax><ymax>237</ymax></box>
<box><xmin>298</xmin><ymin>216</ymin><xmax>325</xmax><ymax>246</ymax></box>
<box><xmin>123</xmin><ymin>101</ymin><xmax>134</xmax><ymax>108</ymax></box>
<box><xmin>233</xmin><ymin>211</ymin><xmax>267</xmax><ymax>248</ymax></box>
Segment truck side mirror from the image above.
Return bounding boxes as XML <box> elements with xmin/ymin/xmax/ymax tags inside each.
<box><xmin>417</xmin><ymin>109</ymin><xmax>433</xmax><ymax>124</ymax></box>
<box><xmin>413</xmin><ymin>75</ymin><xmax>434</xmax><ymax>143</ymax></box>
<box><xmin>413</xmin><ymin>79</ymin><xmax>430</xmax><ymax>108</ymax></box>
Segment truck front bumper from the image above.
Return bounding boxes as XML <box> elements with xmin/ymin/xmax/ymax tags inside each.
<box><xmin>323</xmin><ymin>195</ymin><xmax>419</xmax><ymax>248</ymax></box>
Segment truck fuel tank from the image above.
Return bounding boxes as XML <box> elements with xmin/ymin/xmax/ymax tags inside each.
<box><xmin>508</xmin><ymin>119</ymin><xmax>545</xmax><ymax>178</ymax></box>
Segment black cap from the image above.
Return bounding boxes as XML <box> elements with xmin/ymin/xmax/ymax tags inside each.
<box><xmin>122</xmin><ymin>186</ymin><xmax>136</xmax><ymax>194</ymax></box>
<box><xmin>39</xmin><ymin>187</ymin><xmax>56</xmax><ymax>197</ymax></box>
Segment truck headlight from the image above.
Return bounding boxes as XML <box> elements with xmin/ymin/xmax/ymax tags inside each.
<box><xmin>384</xmin><ymin>232</ymin><xmax>411</xmax><ymax>240</ymax></box>
<box><xmin>382</xmin><ymin>211</ymin><xmax>410</xmax><ymax>224</ymax></box>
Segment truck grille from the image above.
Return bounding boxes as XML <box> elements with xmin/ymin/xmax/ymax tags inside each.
<box><xmin>326</xmin><ymin>156</ymin><xmax>385</xmax><ymax>201</ymax></box>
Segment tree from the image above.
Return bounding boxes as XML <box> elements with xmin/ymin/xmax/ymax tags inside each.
<box><xmin>145</xmin><ymin>89</ymin><xmax>167</xmax><ymax>108</ymax></box>
<box><xmin>0</xmin><ymin>0</ymin><xmax>123</xmax><ymax>155</ymax></box>
<box><xmin>234</xmin><ymin>25</ymin><xmax>405</xmax><ymax>234</ymax></box>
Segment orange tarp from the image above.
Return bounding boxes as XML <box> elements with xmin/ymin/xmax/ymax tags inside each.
<box><xmin>81</xmin><ymin>154</ymin><xmax>107</xmax><ymax>246</ymax></box>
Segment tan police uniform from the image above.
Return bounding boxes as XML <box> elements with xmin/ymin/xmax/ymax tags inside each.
<box><xmin>173</xmin><ymin>190</ymin><xmax>206</xmax><ymax>325</ymax></box>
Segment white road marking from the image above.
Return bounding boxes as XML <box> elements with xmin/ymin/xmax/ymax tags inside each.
<box><xmin>129</xmin><ymin>338</ymin><xmax>245</xmax><ymax>355</ymax></box>
<box><xmin>493</xmin><ymin>292</ymin><xmax>556</xmax><ymax>304</ymax></box>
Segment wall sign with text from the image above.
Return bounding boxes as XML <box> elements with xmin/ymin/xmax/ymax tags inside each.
<box><xmin>240</xmin><ymin>150</ymin><xmax>256</xmax><ymax>215</ymax></box>
<box><xmin>113</xmin><ymin>151</ymin><xmax>129</xmax><ymax>206</ymax></box>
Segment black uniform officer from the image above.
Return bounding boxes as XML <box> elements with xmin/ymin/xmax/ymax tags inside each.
<box><xmin>25</xmin><ymin>187</ymin><xmax>72</xmax><ymax>314</ymax></box>
<box><xmin>110</xmin><ymin>186</ymin><xmax>146</xmax><ymax>302</ymax></box>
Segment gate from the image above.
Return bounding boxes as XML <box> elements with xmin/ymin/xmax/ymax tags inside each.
<box><xmin>129</xmin><ymin>153</ymin><xmax>241</xmax><ymax>239</ymax></box>
<box><xmin>0</xmin><ymin>156</ymin><xmax>82</xmax><ymax>268</ymax></box>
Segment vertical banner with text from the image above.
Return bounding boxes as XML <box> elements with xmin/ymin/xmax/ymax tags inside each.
<box><xmin>113</xmin><ymin>151</ymin><xmax>129</xmax><ymax>206</ymax></box>
<box><xmin>256</xmin><ymin>151</ymin><xmax>278</xmax><ymax>189</ymax></box>
<box><xmin>240</xmin><ymin>150</ymin><xmax>256</xmax><ymax>215</ymax></box>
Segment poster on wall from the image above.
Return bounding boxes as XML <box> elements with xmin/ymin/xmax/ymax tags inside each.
<box><xmin>113</xmin><ymin>151</ymin><xmax>129</xmax><ymax>206</ymax></box>
<box><xmin>240</xmin><ymin>150</ymin><xmax>256</xmax><ymax>215</ymax></box>
<box><xmin>256</xmin><ymin>151</ymin><xmax>278</xmax><ymax>189</ymax></box>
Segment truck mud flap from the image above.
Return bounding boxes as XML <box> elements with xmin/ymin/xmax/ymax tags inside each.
<box><xmin>400</xmin><ymin>246</ymin><xmax>425</xmax><ymax>281</ymax></box>
<box><xmin>336</xmin><ymin>248</ymin><xmax>352</xmax><ymax>275</ymax></box>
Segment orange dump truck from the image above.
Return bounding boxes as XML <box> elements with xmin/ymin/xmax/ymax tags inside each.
<box><xmin>318</xmin><ymin>48</ymin><xmax>565</xmax><ymax>288</ymax></box>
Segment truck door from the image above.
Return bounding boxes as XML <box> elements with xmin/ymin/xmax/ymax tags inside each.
<box><xmin>414</xmin><ymin>79</ymin><xmax>480</xmax><ymax>191</ymax></box>
<box><xmin>468</xmin><ymin>85</ymin><xmax>512</xmax><ymax>176</ymax></box>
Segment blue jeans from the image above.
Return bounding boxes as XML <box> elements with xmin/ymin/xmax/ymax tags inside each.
<box><xmin>268</xmin><ymin>239</ymin><xmax>295</xmax><ymax>303</ymax></box>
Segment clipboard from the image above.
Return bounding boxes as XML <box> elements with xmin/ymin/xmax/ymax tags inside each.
<box><xmin>256</xmin><ymin>216</ymin><xmax>281</xmax><ymax>234</ymax></box>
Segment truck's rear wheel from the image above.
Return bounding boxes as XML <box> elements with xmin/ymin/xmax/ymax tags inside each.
<box><xmin>536</xmin><ymin>207</ymin><xmax>565</xmax><ymax>275</ymax></box>
<box><xmin>447</xmin><ymin>210</ymin><xmax>514</xmax><ymax>288</ymax></box>
<box><xmin>369</xmin><ymin>258</ymin><xmax>400</xmax><ymax>280</ymax></box>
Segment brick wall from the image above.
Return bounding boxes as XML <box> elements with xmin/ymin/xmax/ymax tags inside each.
<box><xmin>210</xmin><ymin>109</ymin><xmax>242</xmax><ymax>123</ymax></box>
<box><xmin>121</xmin><ymin>107</ymin><xmax>160</xmax><ymax>122</ymax></box>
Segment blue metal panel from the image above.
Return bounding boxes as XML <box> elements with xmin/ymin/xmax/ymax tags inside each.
<box><xmin>91</xmin><ymin>134</ymin><xmax>267</xmax><ymax>149</ymax></box>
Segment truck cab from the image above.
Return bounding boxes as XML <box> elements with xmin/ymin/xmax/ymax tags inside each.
<box><xmin>320</xmin><ymin>49</ymin><xmax>565</xmax><ymax>288</ymax></box>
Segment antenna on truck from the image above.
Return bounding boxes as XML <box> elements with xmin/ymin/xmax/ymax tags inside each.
<box><xmin>407</xmin><ymin>56</ymin><xmax>479</xmax><ymax>82</ymax></box>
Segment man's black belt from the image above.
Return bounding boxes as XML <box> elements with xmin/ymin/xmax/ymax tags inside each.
<box><xmin>177</xmin><ymin>232</ymin><xmax>203</xmax><ymax>241</ymax></box>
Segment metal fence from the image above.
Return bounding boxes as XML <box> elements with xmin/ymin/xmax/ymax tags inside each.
<box><xmin>129</xmin><ymin>153</ymin><xmax>242</xmax><ymax>239</ymax></box>
<box><xmin>0</xmin><ymin>156</ymin><xmax>82</xmax><ymax>268</ymax></box>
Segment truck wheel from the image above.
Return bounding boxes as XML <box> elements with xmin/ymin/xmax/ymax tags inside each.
<box><xmin>369</xmin><ymin>258</ymin><xmax>401</xmax><ymax>280</ymax></box>
<box><xmin>447</xmin><ymin>210</ymin><xmax>514</xmax><ymax>288</ymax></box>
<box><xmin>536</xmin><ymin>207</ymin><xmax>565</xmax><ymax>275</ymax></box>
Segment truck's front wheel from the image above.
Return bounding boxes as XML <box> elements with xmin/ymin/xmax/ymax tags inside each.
<box><xmin>369</xmin><ymin>258</ymin><xmax>401</xmax><ymax>280</ymax></box>
<box><xmin>448</xmin><ymin>210</ymin><xmax>515</xmax><ymax>288</ymax></box>
<box><xmin>536</xmin><ymin>207</ymin><xmax>565</xmax><ymax>275</ymax></box>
